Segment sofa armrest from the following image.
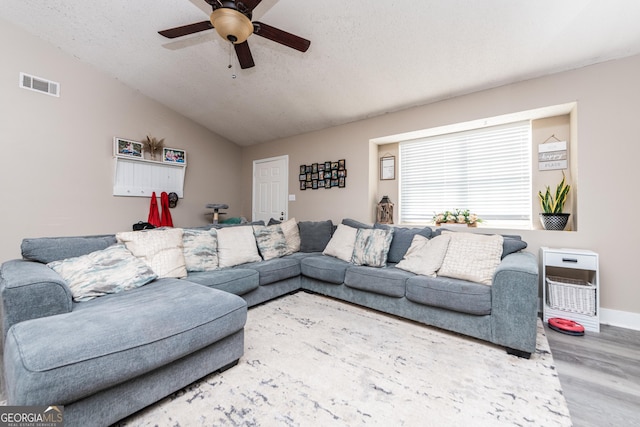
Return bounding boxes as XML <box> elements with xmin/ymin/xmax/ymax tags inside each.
<box><xmin>490</xmin><ymin>252</ymin><xmax>539</xmax><ymax>354</ymax></box>
<box><xmin>1</xmin><ymin>259</ymin><xmax>73</xmax><ymax>338</ymax></box>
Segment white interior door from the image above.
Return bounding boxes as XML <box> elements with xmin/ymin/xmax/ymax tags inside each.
<box><xmin>253</xmin><ymin>155</ymin><xmax>288</xmax><ymax>223</ymax></box>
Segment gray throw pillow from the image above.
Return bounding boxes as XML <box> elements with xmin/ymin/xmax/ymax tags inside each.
<box><xmin>341</xmin><ymin>218</ymin><xmax>373</xmax><ymax>229</ymax></box>
<box><xmin>298</xmin><ymin>220</ymin><xmax>334</xmax><ymax>252</ymax></box>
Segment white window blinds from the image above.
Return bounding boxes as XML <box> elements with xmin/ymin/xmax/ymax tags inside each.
<box><xmin>399</xmin><ymin>121</ymin><xmax>531</xmax><ymax>224</ymax></box>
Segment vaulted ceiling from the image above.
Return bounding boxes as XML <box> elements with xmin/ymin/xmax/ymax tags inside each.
<box><xmin>2</xmin><ymin>1</ymin><xmax>640</xmax><ymax>146</ymax></box>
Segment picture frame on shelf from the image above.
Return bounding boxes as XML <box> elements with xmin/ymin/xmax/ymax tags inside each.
<box><xmin>163</xmin><ymin>147</ymin><xmax>186</xmax><ymax>164</ymax></box>
<box><xmin>114</xmin><ymin>137</ymin><xmax>143</xmax><ymax>159</ymax></box>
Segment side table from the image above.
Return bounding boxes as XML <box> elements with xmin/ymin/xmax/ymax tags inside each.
<box><xmin>540</xmin><ymin>247</ymin><xmax>600</xmax><ymax>332</ymax></box>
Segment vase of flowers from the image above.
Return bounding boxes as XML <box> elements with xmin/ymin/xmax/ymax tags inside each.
<box><xmin>143</xmin><ymin>135</ymin><xmax>165</xmax><ymax>161</ymax></box>
<box><xmin>538</xmin><ymin>172</ymin><xmax>571</xmax><ymax>230</ymax></box>
<box><xmin>433</xmin><ymin>209</ymin><xmax>482</xmax><ymax>227</ymax></box>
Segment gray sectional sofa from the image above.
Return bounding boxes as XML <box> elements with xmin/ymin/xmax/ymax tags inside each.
<box><xmin>0</xmin><ymin>219</ymin><xmax>538</xmax><ymax>426</ymax></box>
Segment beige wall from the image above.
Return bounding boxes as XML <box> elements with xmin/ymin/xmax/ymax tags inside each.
<box><xmin>0</xmin><ymin>19</ymin><xmax>243</xmax><ymax>261</ymax></box>
<box><xmin>242</xmin><ymin>54</ymin><xmax>640</xmax><ymax>319</ymax></box>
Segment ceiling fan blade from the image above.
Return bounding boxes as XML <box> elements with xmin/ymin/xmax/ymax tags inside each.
<box><xmin>158</xmin><ymin>21</ymin><xmax>213</xmax><ymax>39</ymax></box>
<box><xmin>253</xmin><ymin>22</ymin><xmax>310</xmax><ymax>52</ymax></box>
<box><xmin>234</xmin><ymin>41</ymin><xmax>255</xmax><ymax>69</ymax></box>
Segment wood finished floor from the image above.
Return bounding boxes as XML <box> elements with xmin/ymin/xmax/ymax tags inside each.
<box><xmin>545</xmin><ymin>323</ymin><xmax>640</xmax><ymax>427</ymax></box>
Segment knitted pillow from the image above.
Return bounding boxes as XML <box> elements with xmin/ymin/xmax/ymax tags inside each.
<box><xmin>116</xmin><ymin>228</ymin><xmax>187</xmax><ymax>278</ymax></box>
<box><xmin>438</xmin><ymin>231</ymin><xmax>503</xmax><ymax>285</ymax></box>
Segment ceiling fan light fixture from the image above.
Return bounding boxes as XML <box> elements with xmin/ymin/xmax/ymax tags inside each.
<box><xmin>210</xmin><ymin>8</ymin><xmax>253</xmax><ymax>44</ymax></box>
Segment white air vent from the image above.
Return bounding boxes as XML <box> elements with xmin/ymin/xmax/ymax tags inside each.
<box><xmin>19</xmin><ymin>72</ymin><xmax>60</xmax><ymax>97</ymax></box>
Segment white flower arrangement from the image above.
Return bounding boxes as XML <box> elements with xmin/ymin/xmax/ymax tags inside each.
<box><xmin>433</xmin><ymin>209</ymin><xmax>482</xmax><ymax>226</ymax></box>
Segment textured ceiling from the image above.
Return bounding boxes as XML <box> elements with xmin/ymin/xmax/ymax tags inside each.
<box><xmin>2</xmin><ymin>1</ymin><xmax>640</xmax><ymax>146</ymax></box>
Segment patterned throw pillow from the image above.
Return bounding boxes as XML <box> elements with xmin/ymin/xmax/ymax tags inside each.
<box><xmin>395</xmin><ymin>234</ymin><xmax>451</xmax><ymax>277</ymax></box>
<box><xmin>438</xmin><ymin>231</ymin><xmax>504</xmax><ymax>285</ymax></box>
<box><xmin>253</xmin><ymin>225</ymin><xmax>289</xmax><ymax>260</ymax></box>
<box><xmin>47</xmin><ymin>244</ymin><xmax>157</xmax><ymax>302</ymax></box>
<box><xmin>323</xmin><ymin>224</ymin><xmax>358</xmax><ymax>262</ymax></box>
<box><xmin>280</xmin><ymin>218</ymin><xmax>301</xmax><ymax>254</ymax></box>
<box><xmin>116</xmin><ymin>228</ymin><xmax>187</xmax><ymax>278</ymax></box>
<box><xmin>217</xmin><ymin>226</ymin><xmax>262</xmax><ymax>268</ymax></box>
<box><xmin>182</xmin><ymin>229</ymin><xmax>218</xmax><ymax>272</ymax></box>
<box><xmin>351</xmin><ymin>228</ymin><xmax>394</xmax><ymax>267</ymax></box>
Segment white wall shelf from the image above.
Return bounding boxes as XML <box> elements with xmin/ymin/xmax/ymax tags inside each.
<box><xmin>113</xmin><ymin>156</ymin><xmax>185</xmax><ymax>198</ymax></box>
<box><xmin>540</xmin><ymin>247</ymin><xmax>600</xmax><ymax>332</ymax></box>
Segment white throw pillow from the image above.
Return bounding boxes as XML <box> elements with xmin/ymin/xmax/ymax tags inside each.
<box><xmin>47</xmin><ymin>244</ymin><xmax>157</xmax><ymax>302</ymax></box>
<box><xmin>253</xmin><ymin>224</ymin><xmax>289</xmax><ymax>260</ymax></box>
<box><xmin>217</xmin><ymin>226</ymin><xmax>262</xmax><ymax>268</ymax></box>
<box><xmin>396</xmin><ymin>234</ymin><xmax>451</xmax><ymax>277</ymax></box>
<box><xmin>351</xmin><ymin>228</ymin><xmax>394</xmax><ymax>267</ymax></box>
<box><xmin>280</xmin><ymin>218</ymin><xmax>301</xmax><ymax>254</ymax></box>
<box><xmin>182</xmin><ymin>228</ymin><xmax>218</xmax><ymax>272</ymax></box>
<box><xmin>116</xmin><ymin>228</ymin><xmax>187</xmax><ymax>278</ymax></box>
<box><xmin>323</xmin><ymin>224</ymin><xmax>358</xmax><ymax>262</ymax></box>
<box><xmin>438</xmin><ymin>231</ymin><xmax>504</xmax><ymax>285</ymax></box>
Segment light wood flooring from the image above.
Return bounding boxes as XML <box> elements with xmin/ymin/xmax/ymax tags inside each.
<box><xmin>545</xmin><ymin>322</ymin><xmax>640</xmax><ymax>427</ymax></box>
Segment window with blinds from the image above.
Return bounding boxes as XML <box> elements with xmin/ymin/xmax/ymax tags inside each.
<box><xmin>399</xmin><ymin>121</ymin><xmax>531</xmax><ymax>226</ymax></box>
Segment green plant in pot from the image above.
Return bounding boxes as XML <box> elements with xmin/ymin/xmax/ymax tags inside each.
<box><xmin>538</xmin><ymin>172</ymin><xmax>571</xmax><ymax>230</ymax></box>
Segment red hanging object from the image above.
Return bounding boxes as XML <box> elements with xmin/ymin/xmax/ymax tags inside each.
<box><xmin>147</xmin><ymin>192</ymin><xmax>161</xmax><ymax>227</ymax></box>
<box><xmin>160</xmin><ymin>191</ymin><xmax>174</xmax><ymax>227</ymax></box>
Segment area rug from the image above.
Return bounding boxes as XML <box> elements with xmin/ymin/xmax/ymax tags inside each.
<box><xmin>116</xmin><ymin>292</ymin><xmax>572</xmax><ymax>426</ymax></box>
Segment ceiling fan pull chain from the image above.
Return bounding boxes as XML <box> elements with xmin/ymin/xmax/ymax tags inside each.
<box><xmin>228</xmin><ymin>43</ymin><xmax>237</xmax><ymax>79</ymax></box>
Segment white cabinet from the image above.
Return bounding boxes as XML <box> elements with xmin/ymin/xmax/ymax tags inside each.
<box><xmin>540</xmin><ymin>247</ymin><xmax>600</xmax><ymax>332</ymax></box>
<box><xmin>113</xmin><ymin>157</ymin><xmax>185</xmax><ymax>198</ymax></box>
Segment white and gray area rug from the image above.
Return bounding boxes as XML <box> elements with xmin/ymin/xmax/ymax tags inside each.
<box><xmin>117</xmin><ymin>292</ymin><xmax>572</xmax><ymax>426</ymax></box>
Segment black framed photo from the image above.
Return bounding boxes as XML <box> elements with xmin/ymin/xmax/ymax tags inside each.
<box><xmin>338</xmin><ymin>169</ymin><xmax>347</xmax><ymax>178</ymax></box>
<box><xmin>299</xmin><ymin>174</ymin><xmax>306</xmax><ymax>181</ymax></box>
<box><xmin>318</xmin><ymin>164</ymin><xmax>325</xmax><ymax>172</ymax></box>
<box><xmin>331</xmin><ymin>162</ymin><xmax>339</xmax><ymax>170</ymax></box>
<box><xmin>331</xmin><ymin>170</ymin><xmax>338</xmax><ymax>179</ymax></box>
<box><xmin>324</xmin><ymin>161</ymin><xmax>331</xmax><ymax>170</ymax></box>
<box><xmin>312</xmin><ymin>180</ymin><xmax>318</xmax><ymax>189</ymax></box>
<box><xmin>324</xmin><ymin>171</ymin><xmax>331</xmax><ymax>179</ymax></box>
<box><xmin>312</xmin><ymin>163</ymin><xmax>318</xmax><ymax>173</ymax></box>
<box><xmin>331</xmin><ymin>179</ymin><xmax>339</xmax><ymax>187</ymax></box>
<box><xmin>306</xmin><ymin>173</ymin><xmax>312</xmax><ymax>181</ymax></box>
<box><xmin>311</xmin><ymin>173</ymin><xmax>319</xmax><ymax>180</ymax></box>
<box><xmin>300</xmin><ymin>181</ymin><xmax>306</xmax><ymax>190</ymax></box>
<box><xmin>324</xmin><ymin>179</ymin><xmax>331</xmax><ymax>188</ymax></box>
<box><xmin>305</xmin><ymin>165</ymin><xmax>312</xmax><ymax>173</ymax></box>
<box><xmin>338</xmin><ymin>159</ymin><xmax>345</xmax><ymax>170</ymax></box>
<box><xmin>300</xmin><ymin>165</ymin><xmax>306</xmax><ymax>174</ymax></box>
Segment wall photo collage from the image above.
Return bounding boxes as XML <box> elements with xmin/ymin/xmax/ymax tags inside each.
<box><xmin>299</xmin><ymin>159</ymin><xmax>346</xmax><ymax>190</ymax></box>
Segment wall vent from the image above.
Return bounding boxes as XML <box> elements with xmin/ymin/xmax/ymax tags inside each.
<box><xmin>19</xmin><ymin>72</ymin><xmax>60</xmax><ymax>97</ymax></box>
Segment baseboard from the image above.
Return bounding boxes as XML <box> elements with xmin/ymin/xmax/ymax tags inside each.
<box><xmin>538</xmin><ymin>298</ymin><xmax>640</xmax><ymax>331</ymax></box>
<box><xmin>600</xmin><ymin>308</ymin><xmax>640</xmax><ymax>331</ymax></box>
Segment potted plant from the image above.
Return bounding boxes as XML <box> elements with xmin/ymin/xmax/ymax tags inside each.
<box><xmin>538</xmin><ymin>172</ymin><xmax>571</xmax><ymax>230</ymax></box>
<box><xmin>433</xmin><ymin>209</ymin><xmax>482</xmax><ymax>227</ymax></box>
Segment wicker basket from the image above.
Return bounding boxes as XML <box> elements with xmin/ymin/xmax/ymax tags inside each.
<box><xmin>546</xmin><ymin>275</ymin><xmax>596</xmax><ymax>316</ymax></box>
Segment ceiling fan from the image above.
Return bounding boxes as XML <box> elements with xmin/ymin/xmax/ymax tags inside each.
<box><xmin>158</xmin><ymin>0</ymin><xmax>310</xmax><ymax>69</ymax></box>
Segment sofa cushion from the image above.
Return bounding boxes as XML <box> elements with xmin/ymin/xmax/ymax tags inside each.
<box><xmin>438</xmin><ymin>231</ymin><xmax>503</xmax><ymax>285</ymax></box>
<box><xmin>300</xmin><ymin>255</ymin><xmax>351</xmax><ymax>284</ymax></box>
<box><xmin>116</xmin><ymin>228</ymin><xmax>187</xmax><ymax>278</ymax></box>
<box><xmin>47</xmin><ymin>244</ymin><xmax>157</xmax><ymax>302</ymax></box>
<box><xmin>3</xmin><ymin>280</ymin><xmax>247</xmax><ymax>406</ymax></box>
<box><xmin>344</xmin><ymin>266</ymin><xmax>412</xmax><ymax>297</ymax></box>
<box><xmin>405</xmin><ymin>275</ymin><xmax>492</xmax><ymax>315</ymax></box>
<box><xmin>182</xmin><ymin>229</ymin><xmax>218</xmax><ymax>272</ymax></box>
<box><xmin>253</xmin><ymin>225</ymin><xmax>289</xmax><ymax>260</ymax></box>
<box><xmin>374</xmin><ymin>224</ymin><xmax>433</xmax><ymax>263</ymax></box>
<box><xmin>21</xmin><ymin>235</ymin><xmax>117</xmax><ymax>264</ymax></box>
<box><xmin>323</xmin><ymin>223</ymin><xmax>357</xmax><ymax>262</ymax></box>
<box><xmin>341</xmin><ymin>218</ymin><xmax>373</xmax><ymax>229</ymax></box>
<box><xmin>186</xmin><ymin>268</ymin><xmax>259</xmax><ymax>295</ymax></box>
<box><xmin>238</xmin><ymin>257</ymin><xmax>301</xmax><ymax>286</ymax></box>
<box><xmin>395</xmin><ymin>234</ymin><xmax>451</xmax><ymax>277</ymax></box>
<box><xmin>216</xmin><ymin>226</ymin><xmax>262</xmax><ymax>268</ymax></box>
<box><xmin>351</xmin><ymin>228</ymin><xmax>394</xmax><ymax>267</ymax></box>
<box><xmin>298</xmin><ymin>220</ymin><xmax>334</xmax><ymax>252</ymax></box>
